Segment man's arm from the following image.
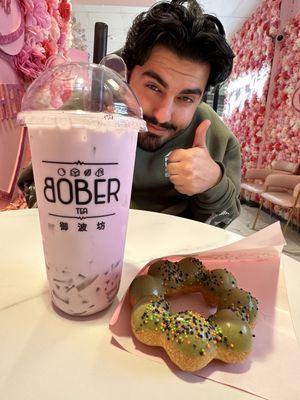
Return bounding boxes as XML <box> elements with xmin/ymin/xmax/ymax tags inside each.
<box><xmin>17</xmin><ymin>163</ymin><xmax>37</xmax><ymax>208</ymax></box>
<box><xmin>166</xmin><ymin>103</ymin><xmax>241</xmax><ymax>227</ymax></box>
<box><xmin>189</xmin><ymin>137</ymin><xmax>241</xmax><ymax>227</ymax></box>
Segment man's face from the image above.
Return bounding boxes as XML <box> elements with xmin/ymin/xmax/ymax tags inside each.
<box><xmin>129</xmin><ymin>45</ymin><xmax>210</xmax><ymax>151</ymax></box>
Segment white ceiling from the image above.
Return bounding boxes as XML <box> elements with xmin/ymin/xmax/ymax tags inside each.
<box><xmin>72</xmin><ymin>0</ymin><xmax>263</xmax><ymax>39</ymax></box>
<box><xmin>199</xmin><ymin>0</ymin><xmax>262</xmax><ymax>39</ymax></box>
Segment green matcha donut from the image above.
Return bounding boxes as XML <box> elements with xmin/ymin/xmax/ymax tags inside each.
<box><xmin>129</xmin><ymin>257</ymin><xmax>258</xmax><ymax>371</ymax></box>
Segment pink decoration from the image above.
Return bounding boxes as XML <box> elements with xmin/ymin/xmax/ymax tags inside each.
<box><xmin>223</xmin><ymin>0</ymin><xmax>281</xmax><ymax>174</ymax></box>
<box><xmin>223</xmin><ymin>0</ymin><xmax>300</xmax><ymax>225</ymax></box>
<box><xmin>263</xmin><ymin>14</ymin><xmax>300</xmax><ymax>166</ymax></box>
<box><xmin>0</xmin><ymin>0</ymin><xmax>25</xmax><ymax>55</ymax></box>
<box><xmin>0</xmin><ymin>84</ymin><xmax>27</xmax><ymax>206</ymax></box>
<box><xmin>13</xmin><ymin>0</ymin><xmax>72</xmax><ymax>82</ymax></box>
<box><xmin>0</xmin><ymin>0</ymin><xmax>72</xmax><ymax>209</ymax></box>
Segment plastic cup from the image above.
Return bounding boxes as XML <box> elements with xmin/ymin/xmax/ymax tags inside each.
<box><xmin>18</xmin><ymin>61</ymin><xmax>146</xmax><ymax>315</ymax></box>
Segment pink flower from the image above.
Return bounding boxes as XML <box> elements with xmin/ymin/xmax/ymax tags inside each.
<box><xmin>14</xmin><ymin>0</ymin><xmax>72</xmax><ymax>83</ymax></box>
<box><xmin>25</xmin><ymin>0</ymin><xmax>51</xmax><ymax>30</ymax></box>
<box><xmin>223</xmin><ymin>0</ymin><xmax>300</xmax><ymax>189</ymax></box>
<box><xmin>49</xmin><ymin>16</ymin><xmax>60</xmax><ymax>42</ymax></box>
<box><xmin>43</xmin><ymin>39</ymin><xmax>58</xmax><ymax>58</ymax></box>
<box><xmin>59</xmin><ymin>0</ymin><xmax>72</xmax><ymax>22</ymax></box>
<box><xmin>14</xmin><ymin>40</ymin><xmax>46</xmax><ymax>81</ymax></box>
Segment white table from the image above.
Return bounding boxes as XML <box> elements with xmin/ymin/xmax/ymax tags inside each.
<box><xmin>0</xmin><ymin>209</ymin><xmax>299</xmax><ymax>400</ymax></box>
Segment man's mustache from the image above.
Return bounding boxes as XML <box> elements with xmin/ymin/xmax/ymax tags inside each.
<box><xmin>143</xmin><ymin>114</ymin><xmax>177</xmax><ymax>131</ymax></box>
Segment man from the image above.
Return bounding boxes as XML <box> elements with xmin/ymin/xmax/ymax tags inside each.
<box><xmin>121</xmin><ymin>0</ymin><xmax>241</xmax><ymax>227</ymax></box>
<box><xmin>19</xmin><ymin>0</ymin><xmax>241</xmax><ymax>228</ymax></box>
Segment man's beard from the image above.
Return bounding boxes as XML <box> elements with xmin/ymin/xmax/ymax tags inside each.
<box><xmin>138</xmin><ymin>114</ymin><xmax>177</xmax><ymax>151</ymax></box>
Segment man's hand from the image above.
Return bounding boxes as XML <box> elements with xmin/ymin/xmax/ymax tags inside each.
<box><xmin>166</xmin><ymin>120</ymin><xmax>222</xmax><ymax>196</ymax></box>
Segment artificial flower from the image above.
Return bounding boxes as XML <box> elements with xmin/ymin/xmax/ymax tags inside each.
<box><xmin>223</xmin><ymin>0</ymin><xmax>299</xmax><ymax>224</ymax></box>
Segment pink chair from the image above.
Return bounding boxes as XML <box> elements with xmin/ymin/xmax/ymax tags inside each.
<box><xmin>241</xmin><ymin>160</ymin><xmax>300</xmax><ymax>200</ymax></box>
<box><xmin>252</xmin><ymin>174</ymin><xmax>300</xmax><ymax>233</ymax></box>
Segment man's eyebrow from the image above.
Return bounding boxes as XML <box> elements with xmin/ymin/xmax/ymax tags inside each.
<box><xmin>179</xmin><ymin>88</ymin><xmax>203</xmax><ymax>96</ymax></box>
<box><xmin>142</xmin><ymin>70</ymin><xmax>168</xmax><ymax>88</ymax></box>
<box><xmin>141</xmin><ymin>70</ymin><xmax>203</xmax><ymax>96</ymax></box>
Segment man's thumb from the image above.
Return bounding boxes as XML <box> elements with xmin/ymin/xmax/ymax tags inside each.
<box><xmin>192</xmin><ymin>119</ymin><xmax>211</xmax><ymax>148</ymax></box>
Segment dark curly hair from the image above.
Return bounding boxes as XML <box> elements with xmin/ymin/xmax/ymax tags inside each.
<box><xmin>122</xmin><ymin>0</ymin><xmax>234</xmax><ymax>91</ymax></box>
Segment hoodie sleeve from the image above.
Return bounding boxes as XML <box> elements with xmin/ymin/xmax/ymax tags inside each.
<box><xmin>17</xmin><ymin>163</ymin><xmax>37</xmax><ymax>208</ymax></box>
<box><xmin>188</xmin><ymin>105</ymin><xmax>241</xmax><ymax>228</ymax></box>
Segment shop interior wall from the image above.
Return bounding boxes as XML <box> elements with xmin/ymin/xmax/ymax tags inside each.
<box><xmin>223</xmin><ymin>0</ymin><xmax>300</xmax><ymax>223</ymax></box>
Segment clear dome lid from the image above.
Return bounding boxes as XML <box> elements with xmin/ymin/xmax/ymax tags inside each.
<box><xmin>18</xmin><ymin>57</ymin><xmax>146</xmax><ymax>129</ymax></box>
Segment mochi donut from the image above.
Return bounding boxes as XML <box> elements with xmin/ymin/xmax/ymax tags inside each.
<box><xmin>129</xmin><ymin>257</ymin><xmax>258</xmax><ymax>372</ymax></box>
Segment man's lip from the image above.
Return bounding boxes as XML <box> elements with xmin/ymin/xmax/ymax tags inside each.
<box><xmin>146</xmin><ymin>122</ymin><xmax>169</xmax><ymax>134</ymax></box>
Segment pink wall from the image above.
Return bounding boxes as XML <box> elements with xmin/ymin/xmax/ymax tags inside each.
<box><xmin>223</xmin><ymin>0</ymin><xmax>281</xmax><ymax>175</ymax></box>
<box><xmin>224</xmin><ymin>0</ymin><xmax>299</xmax><ymax>174</ymax></box>
<box><xmin>259</xmin><ymin>3</ymin><xmax>300</xmax><ymax>166</ymax></box>
<box><xmin>223</xmin><ymin>0</ymin><xmax>300</xmax><ymax>222</ymax></box>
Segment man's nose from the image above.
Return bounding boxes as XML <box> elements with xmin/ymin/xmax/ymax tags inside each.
<box><xmin>152</xmin><ymin>97</ymin><xmax>173</xmax><ymax>124</ymax></box>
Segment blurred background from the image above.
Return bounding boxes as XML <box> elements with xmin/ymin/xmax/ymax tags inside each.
<box><xmin>71</xmin><ymin>0</ymin><xmax>262</xmax><ymax>58</ymax></box>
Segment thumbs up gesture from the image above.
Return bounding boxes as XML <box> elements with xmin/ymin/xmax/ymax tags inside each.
<box><xmin>166</xmin><ymin>120</ymin><xmax>222</xmax><ymax>196</ymax></box>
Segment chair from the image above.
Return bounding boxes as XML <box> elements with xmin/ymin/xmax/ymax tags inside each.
<box><xmin>252</xmin><ymin>174</ymin><xmax>300</xmax><ymax>233</ymax></box>
<box><xmin>241</xmin><ymin>161</ymin><xmax>300</xmax><ymax>201</ymax></box>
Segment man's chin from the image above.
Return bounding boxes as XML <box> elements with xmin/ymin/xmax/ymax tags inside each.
<box><xmin>137</xmin><ymin>131</ymin><xmax>166</xmax><ymax>151</ymax></box>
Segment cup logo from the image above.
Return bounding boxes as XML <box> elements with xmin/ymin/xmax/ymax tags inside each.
<box><xmin>41</xmin><ymin>160</ymin><xmax>121</xmax><ymax>232</ymax></box>
<box><xmin>43</xmin><ymin>176</ymin><xmax>120</xmax><ymax>204</ymax></box>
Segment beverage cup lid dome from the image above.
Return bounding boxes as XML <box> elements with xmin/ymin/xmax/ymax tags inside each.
<box><xmin>18</xmin><ymin>61</ymin><xmax>146</xmax><ymax>130</ymax></box>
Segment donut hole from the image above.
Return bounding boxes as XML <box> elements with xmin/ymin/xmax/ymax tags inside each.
<box><xmin>168</xmin><ymin>291</ymin><xmax>216</xmax><ymax>318</ymax></box>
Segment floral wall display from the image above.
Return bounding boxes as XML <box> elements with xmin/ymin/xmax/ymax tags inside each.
<box><xmin>260</xmin><ymin>13</ymin><xmax>300</xmax><ymax>224</ymax></box>
<box><xmin>0</xmin><ymin>0</ymin><xmax>72</xmax><ymax>211</ymax></box>
<box><xmin>262</xmin><ymin>14</ymin><xmax>300</xmax><ymax>166</ymax></box>
<box><xmin>223</xmin><ymin>0</ymin><xmax>281</xmax><ymax>176</ymax></box>
<box><xmin>223</xmin><ymin>0</ymin><xmax>300</xmax><ymax>225</ymax></box>
<box><xmin>14</xmin><ymin>0</ymin><xmax>72</xmax><ymax>83</ymax></box>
